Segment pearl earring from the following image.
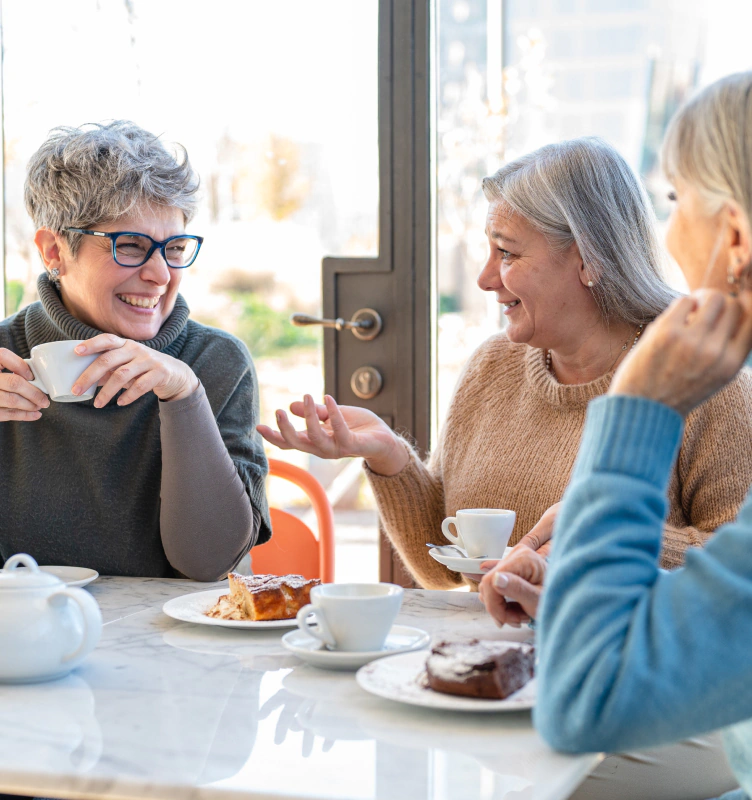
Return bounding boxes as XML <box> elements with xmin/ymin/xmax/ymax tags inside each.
<box><xmin>587</xmin><ymin>280</ymin><xmax>594</xmax><ymax>287</ymax></box>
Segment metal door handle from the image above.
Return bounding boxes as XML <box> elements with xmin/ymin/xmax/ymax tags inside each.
<box><xmin>290</xmin><ymin>308</ymin><xmax>382</xmax><ymax>341</ymax></box>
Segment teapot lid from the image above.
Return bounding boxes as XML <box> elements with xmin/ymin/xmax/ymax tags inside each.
<box><xmin>0</xmin><ymin>554</ymin><xmax>62</xmax><ymax>589</ymax></box>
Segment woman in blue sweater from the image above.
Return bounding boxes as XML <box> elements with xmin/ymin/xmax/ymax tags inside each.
<box><xmin>483</xmin><ymin>72</ymin><xmax>752</xmax><ymax>800</ymax></box>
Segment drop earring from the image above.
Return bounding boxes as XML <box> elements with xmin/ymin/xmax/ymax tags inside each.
<box><xmin>49</xmin><ymin>268</ymin><xmax>61</xmax><ymax>288</ymax></box>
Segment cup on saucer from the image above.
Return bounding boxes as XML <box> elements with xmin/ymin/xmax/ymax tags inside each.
<box><xmin>282</xmin><ymin>624</ymin><xmax>430</xmax><ymax>670</ymax></box>
<box><xmin>296</xmin><ymin>583</ymin><xmax>403</xmax><ymax>652</ymax></box>
<box><xmin>441</xmin><ymin>508</ymin><xmax>516</xmax><ymax>558</ymax></box>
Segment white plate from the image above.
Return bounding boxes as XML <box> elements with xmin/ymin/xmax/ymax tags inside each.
<box><xmin>281</xmin><ymin>624</ymin><xmax>430</xmax><ymax>670</ymax></box>
<box><xmin>428</xmin><ymin>546</ymin><xmax>512</xmax><ymax>574</ymax></box>
<box><xmin>356</xmin><ymin>649</ymin><xmax>536</xmax><ymax>712</ymax></box>
<box><xmin>162</xmin><ymin>589</ymin><xmax>299</xmax><ymax>629</ymax></box>
<box><xmin>38</xmin><ymin>566</ymin><xmax>99</xmax><ymax>588</ymax></box>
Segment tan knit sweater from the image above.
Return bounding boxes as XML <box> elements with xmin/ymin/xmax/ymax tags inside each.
<box><xmin>366</xmin><ymin>333</ymin><xmax>752</xmax><ymax>590</ymax></box>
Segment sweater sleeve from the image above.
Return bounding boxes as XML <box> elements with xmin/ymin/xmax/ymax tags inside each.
<box><xmin>659</xmin><ymin>371</ymin><xmax>752</xmax><ymax>568</ymax></box>
<box><xmin>362</xmin><ymin>339</ymin><xmax>506</xmax><ymax>591</ymax></box>
<box><xmin>158</xmin><ymin>382</ymin><xmax>261</xmax><ymax>581</ymax></box>
<box><xmin>365</xmin><ymin>442</ymin><xmax>463</xmax><ymax>590</ymax></box>
<box><xmin>536</xmin><ymin>395</ymin><xmax>752</xmax><ymax>755</ymax></box>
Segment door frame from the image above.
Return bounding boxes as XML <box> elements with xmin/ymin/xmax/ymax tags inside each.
<box><xmin>322</xmin><ymin>0</ymin><xmax>435</xmax><ymax>585</ymax></box>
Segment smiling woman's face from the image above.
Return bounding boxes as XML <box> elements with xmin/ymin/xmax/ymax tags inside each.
<box><xmin>40</xmin><ymin>205</ymin><xmax>187</xmax><ymax>341</ymax></box>
<box><xmin>477</xmin><ymin>202</ymin><xmax>591</xmax><ymax>350</ymax></box>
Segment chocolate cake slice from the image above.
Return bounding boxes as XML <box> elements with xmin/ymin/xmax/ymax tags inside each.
<box><xmin>426</xmin><ymin>639</ymin><xmax>535</xmax><ymax>699</ymax></box>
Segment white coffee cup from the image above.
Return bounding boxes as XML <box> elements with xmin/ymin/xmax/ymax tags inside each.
<box><xmin>296</xmin><ymin>583</ymin><xmax>403</xmax><ymax>652</ymax></box>
<box><xmin>441</xmin><ymin>508</ymin><xmax>516</xmax><ymax>558</ymax></box>
<box><xmin>24</xmin><ymin>340</ymin><xmax>98</xmax><ymax>403</ymax></box>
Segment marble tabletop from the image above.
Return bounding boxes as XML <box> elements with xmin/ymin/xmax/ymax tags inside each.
<box><xmin>0</xmin><ymin>578</ymin><xmax>601</xmax><ymax>800</ymax></box>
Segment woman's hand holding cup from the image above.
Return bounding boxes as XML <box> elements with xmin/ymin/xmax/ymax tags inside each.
<box><xmin>70</xmin><ymin>334</ymin><xmax>199</xmax><ymax>407</ymax></box>
<box><xmin>257</xmin><ymin>394</ymin><xmax>410</xmax><ymax>476</ymax></box>
<box><xmin>0</xmin><ymin>347</ymin><xmax>50</xmax><ymax>422</ymax></box>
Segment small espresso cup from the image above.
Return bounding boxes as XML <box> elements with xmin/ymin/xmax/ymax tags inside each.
<box><xmin>24</xmin><ymin>340</ymin><xmax>98</xmax><ymax>403</ymax></box>
<box><xmin>441</xmin><ymin>508</ymin><xmax>516</xmax><ymax>558</ymax></box>
<box><xmin>296</xmin><ymin>583</ymin><xmax>403</xmax><ymax>652</ymax></box>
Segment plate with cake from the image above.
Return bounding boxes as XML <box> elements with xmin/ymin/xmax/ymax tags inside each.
<box><xmin>356</xmin><ymin>639</ymin><xmax>536</xmax><ymax>711</ymax></box>
<box><xmin>163</xmin><ymin>573</ymin><xmax>320</xmax><ymax>629</ymax></box>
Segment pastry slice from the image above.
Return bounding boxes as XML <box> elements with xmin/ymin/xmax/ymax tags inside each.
<box><xmin>204</xmin><ymin>573</ymin><xmax>320</xmax><ymax>621</ymax></box>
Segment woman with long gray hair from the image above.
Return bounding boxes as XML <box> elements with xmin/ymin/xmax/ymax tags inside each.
<box><xmin>259</xmin><ymin>136</ymin><xmax>752</xmax><ymax>598</ymax></box>
<box><xmin>0</xmin><ymin>121</ymin><xmax>271</xmax><ymax>579</ymax></box>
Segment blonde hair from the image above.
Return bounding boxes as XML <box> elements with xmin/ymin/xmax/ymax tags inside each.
<box><xmin>482</xmin><ymin>137</ymin><xmax>677</xmax><ymax>326</ymax></box>
<box><xmin>662</xmin><ymin>71</ymin><xmax>752</xmax><ymax>221</ymax></box>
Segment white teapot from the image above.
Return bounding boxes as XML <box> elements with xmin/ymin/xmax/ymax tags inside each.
<box><xmin>0</xmin><ymin>553</ymin><xmax>102</xmax><ymax>683</ymax></box>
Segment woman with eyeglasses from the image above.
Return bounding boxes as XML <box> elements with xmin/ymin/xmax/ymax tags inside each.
<box><xmin>0</xmin><ymin>120</ymin><xmax>271</xmax><ymax>580</ymax></box>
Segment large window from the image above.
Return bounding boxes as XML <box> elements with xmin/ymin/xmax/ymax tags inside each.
<box><xmin>435</xmin><ymin>0</ymin><xmax>752</xmax><ymax>425</ymax></box>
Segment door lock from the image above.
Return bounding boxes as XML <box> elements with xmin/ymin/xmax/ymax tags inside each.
<box><xmin>350</xmin><ymin>366</ymin><xmax>383</xmax><ymax>400</ymax></box>
<box><xmin>290</xmin><ymin>308</ymin><xmax>383</xmax><ymax>341</ymax></box>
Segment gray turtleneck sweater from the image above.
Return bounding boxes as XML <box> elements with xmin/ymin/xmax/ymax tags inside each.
<box><xmin>0</xmin><ymin>275</ymin><xmax>271</xmax><ymax>580</ymax></box>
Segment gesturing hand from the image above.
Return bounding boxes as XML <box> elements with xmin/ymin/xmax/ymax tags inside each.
<box><xmin>610</xmin><ymin>289</ymin><xmax>752</xmax><ymax>417</ymax></box>
<box><xmin>71</xmin><ymin>334</ymin><xmax>199</xmax><ymax>407</ymax></box>
<box><xmin>257</xmin><ymin>394</ymin><xmax>410</xmax><ymax>476</ymax></box>
<box><xmin>0</xmin><ymin>347</ymin><xmax>50</xmax><ymax>422</ymax></box>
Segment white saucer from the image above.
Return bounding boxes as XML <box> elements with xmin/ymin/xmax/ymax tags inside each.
<box><xmin>428</xmin><ymin>546</ymin><xmax>512</xmax><ymax>574</ymax></box>
<box><xmin>281</xmin><ymin>624</ymin><xmax>430</xmax><ymax>670</ymax></box>
<box><xmin>38</xmin><ymin>566</ymin><xmax>99</xmax><ymax>588</ymax></box>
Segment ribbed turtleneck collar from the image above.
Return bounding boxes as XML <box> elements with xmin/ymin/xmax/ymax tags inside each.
<box><xmin>524</xmin><ymin>343</ymin><xmax>614</xmax><ymax>408</ymax></box>
<box><xmin>25</xmin><ymin>274</ymin><xmax>190</xmax><ymax>354</ymax></box>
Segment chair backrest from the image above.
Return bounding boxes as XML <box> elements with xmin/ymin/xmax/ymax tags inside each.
<box><xmin>251</xmin><ymin>458</ymin><xmax>335</xmax><ymax>583</ymax></box>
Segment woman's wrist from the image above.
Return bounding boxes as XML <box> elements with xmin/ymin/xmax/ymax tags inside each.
<box><xmin>365</xmin><ymin>438</ymin><xmax>410</xmax><ymax>476</ymax></box>
<box><xmin>160</xmin><ymin>374</ymin><xmax>200</xmax><ymax>403</ymax></box>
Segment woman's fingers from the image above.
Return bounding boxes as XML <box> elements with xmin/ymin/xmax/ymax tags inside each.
<box><xmin>290</xmin><ymin>399</ymin><xmax>329</xmax><ymax>421</ymax></box>
<box><xmin>0</xmin><ymin>372</ymin><xmax>49</xmax><ymax>409</ymax></box>
<box><xmin>302</xmin><ymin>394</ymin><xmax>333</xmax><ymax>451</ymax></box>
<box><xmin>0</xmin><ymin>408</ymin><xmax>43</xmax><ymax>422</ymax></box>
<box><xmin>491</xmin><ymin>572</ymin><xmax>541</xmax><ymax>620</ymax></box>
<box><xmin>112</xmin><ymin>368</ymin><xmax>163</xmax><ymax>407</ymax></box>
<box><xmin>72</xmin><ymin>345</ymin><xmax>134</xmax><ymax>396</ymax></box>
<box><xmin>324</xmin><ymin>395</ymin><xmax>354</xmax><ymax>450</ymax></box>
<box><xmin>93</xmin><ymin>358</ymin><xmax>152</xmax><ymax>407</ymax></box>
<box><xmin>73</xmin><ymin>334</ymin><xmax>126</xmax><ymax>354</ymax></box>
<box><xmin>256</xmin><ymin>423</ymin><xmax>293</xmax><ymax>450</ymax></box>
<box><xmin>0</xmin><ymin>347</ymin><xmax>34</xmax><ymax>380</ymax></box>
<box><xmin>275</xmin><ymin>409</ymin><xmax>318</xmax><ymax>454</ymax></box>
<box><xmin>0</xmin><ymin>388</ymin><xmax>46</xmax><ymax>412</ymax></box>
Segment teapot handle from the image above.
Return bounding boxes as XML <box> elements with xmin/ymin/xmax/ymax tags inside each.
<box><xmin>49</xmin><ymin>588</ymin><xmax>103</xmax><ymax>664</ymax></box>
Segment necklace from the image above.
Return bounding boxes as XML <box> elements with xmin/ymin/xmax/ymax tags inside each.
<box><xmin>546</xmin><ymin>324</ymin><xmax>644</xmax><ymax>377</ymax></box>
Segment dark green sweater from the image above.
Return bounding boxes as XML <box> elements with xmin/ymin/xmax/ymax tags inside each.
<box><xmin>0</xmin><ymin>275</ymin><xmax>271</xmax><ymax>579</ymax></box>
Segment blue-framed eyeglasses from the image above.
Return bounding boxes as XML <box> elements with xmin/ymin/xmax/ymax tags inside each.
<box><xmin>65</xmin><ymin>228</ymin><xmax>204</xmax><ymax>268</ymax></box>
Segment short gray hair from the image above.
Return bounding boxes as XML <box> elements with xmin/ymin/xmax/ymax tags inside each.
<box><xmin>662</xmin><ymin>71</ymin><xmax>752</xmax><ymax>223</ymax></box>
<box><xmin>24</xmin><ymin>120</ymin><xmax>199</xmax><ymax>255</ymax></box>
<box><xmin>482</xmin><ymin>137</ymin><xmax>678</xmax><ymax>326</ymax></box>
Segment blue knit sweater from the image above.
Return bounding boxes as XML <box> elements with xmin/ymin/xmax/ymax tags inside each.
<box><xmin>536</xmin><ymin>395</ymin><xmax>752</xmax><ymax>798</ymax></box>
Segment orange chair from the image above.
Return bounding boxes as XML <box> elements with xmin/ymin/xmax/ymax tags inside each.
<box><xmin>251</xmin><ymin>458</ymin><xmax>335</xmax><ymax>583</ymax></box>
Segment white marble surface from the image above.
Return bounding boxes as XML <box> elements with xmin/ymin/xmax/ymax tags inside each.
<box><xmin>0</xmin><ymin>579</ymin><xmax>601</xmax><ymax>800</ymax></box>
